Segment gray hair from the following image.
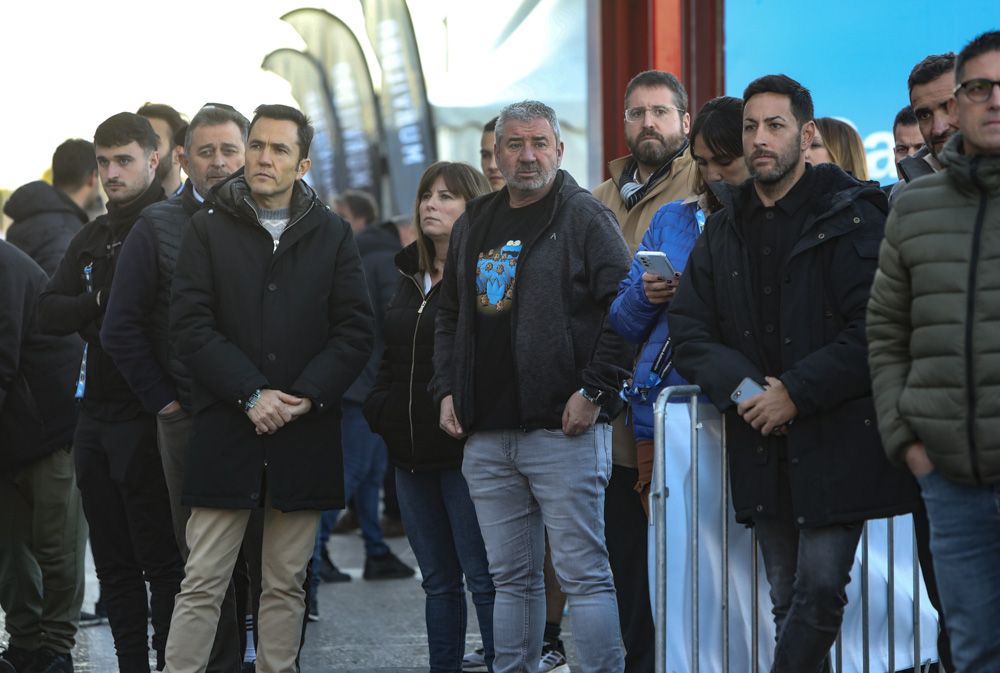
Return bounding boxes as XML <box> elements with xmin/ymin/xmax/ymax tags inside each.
<box><xmin>495</xmin><ymin>100</ymin><xmax>561</xmax><ymax>144</ymax></box>
<box><xmin>184</xmin><ymin>104</ymin><xmax>250</xmax><ymax>152</ymax></box>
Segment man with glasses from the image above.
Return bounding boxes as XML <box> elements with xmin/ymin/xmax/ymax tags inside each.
<box><xmin>101</xmin><ymin>103</ymin><xmax>250</xmax><ymax>673</ymax></box>
<box><xmin>591</xmin><ymin>69</ymin><xmax>697</xmax><ymax>673</ymax></box>
<box><xmin>868</xmin><ymin>30</ymin><xmax>1000</xmax><ymax>673</ymax></box>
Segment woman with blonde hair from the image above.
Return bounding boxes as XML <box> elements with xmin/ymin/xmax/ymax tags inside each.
<box><xmin>807</xmin><ymin>117</ymin><xmax>870</xmax><ymax>180</ymax></box>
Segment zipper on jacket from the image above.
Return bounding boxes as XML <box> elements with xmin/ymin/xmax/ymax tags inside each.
<box><xmin>242</xmin><ymin>196</ymin><xmax>315</xmax><ymax>254</ymax></box>
<box><xmin>963</xmin><ymin>162</ymin><xmax>987</xmax><ymax>484</ymax></box>
<box><xmin>404</xmin><ymin>273</ymin><xmax>429</xmax><ymax>465</ymax></box>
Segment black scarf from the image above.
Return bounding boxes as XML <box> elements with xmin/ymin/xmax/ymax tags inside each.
<box><xmin>106</xmin><ymin>179</ymin><xmax>165</xmax><ymax>238</ymax></box>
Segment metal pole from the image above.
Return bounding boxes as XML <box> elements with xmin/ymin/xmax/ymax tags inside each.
<box><xmin>862</xmin><ymin>522</ymin><xmax>870</xmax><ymax>673</ymax></box>
<box><xmin>652</xmin><ymin>385</ymin><xmax>700</xmax><ymax>673</ymax></box>
<box><xmin>690</xmin><ymin>395</ymin><xmax>700</xmax><ymax>673</ymax></box>
<box><xmin>888</xmin><ymin>518</ymin><xmax>895</xmax><ymax>673</ymax></box>
<box><xmin>721</xmin><ymin>417</ymin><xmax>730</xmax><ymax>673</ymax></box>
<box><xmin>913</xmin><ymin>524</ymin><xmax>921</xmax><ymax>671</ymax></box>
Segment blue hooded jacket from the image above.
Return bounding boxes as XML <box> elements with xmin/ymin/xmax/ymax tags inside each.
<box><xmin>608</xmin><ymin>198</ymin><xmax>703</xmax><ymax>441</ymax></box>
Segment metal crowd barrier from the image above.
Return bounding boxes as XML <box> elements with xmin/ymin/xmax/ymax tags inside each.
<box><xmin>650</xmin><ymin>385</ymin><xmax>938</xmax><ymax>673</ymax></box>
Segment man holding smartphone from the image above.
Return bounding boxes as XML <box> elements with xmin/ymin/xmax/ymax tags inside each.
<box><xmin>667</xmin><ymin>76</ymin><xmax>918</xmax><ymax>673</ymax></box>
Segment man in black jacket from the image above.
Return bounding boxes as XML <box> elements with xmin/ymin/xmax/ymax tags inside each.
<box><xmin>431</xmin><ymin>100</ymin><xmax>633</xmax><ymax>673</ymax></box>
<box><xmin>163</xmin><ymin>104</ymin><xmax>373</xmax><ymax>673</ymax></box>
<box><xmin>0</xmin><ymin>241</ymin><xmax>85</xmax><ymax>673</ymax></box>
<box><xmin>100</xmin><ymin>103</ymin><xmax>250</xmax><ymax>673</ymax></box>
<box><xmin>37</xmin><ymin>112</ymin><xmax>184</xmax><ymax>673</ymax></box>
<box><xmin>5</xmin><ymin>139</ymin><xmax>100</xmax><ymax>275</ymax></box>
<box><xmin>667</xmin><ymin>75</ymin><xmax>918</xmax><ymax>673</ymax></box>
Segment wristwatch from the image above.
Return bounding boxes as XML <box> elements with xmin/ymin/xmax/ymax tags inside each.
<box><xmin>578</xmin><ymin>386</ymin><xmax>607</xmax><ymax>406</ymax></box>
<box><xmin>243</xmin><ymin>389</ymin><xmax>262</xmax><ymax>412</ymax></box>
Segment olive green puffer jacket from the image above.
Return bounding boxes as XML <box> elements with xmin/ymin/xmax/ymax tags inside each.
<box><xmin>868</xmin><ymin>133</ymin><xmax>1000</xmax><ymax>485</ymax></box>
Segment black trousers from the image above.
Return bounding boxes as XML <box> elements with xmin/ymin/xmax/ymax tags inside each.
<box><xmin>605</xmin><ymin>465</ymin><xmax>655</xmax><ymax>673</ymax></box>
<box><xmin>75</xmin><ymin>411</ymin><xmax>184</xmax><ymax>673</ymax></box>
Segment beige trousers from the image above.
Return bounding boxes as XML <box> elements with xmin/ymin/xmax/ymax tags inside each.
<box><xmin>163</xmin><ymin>502</ymin><xmax>319</xmax><ymax>673</ymax></box>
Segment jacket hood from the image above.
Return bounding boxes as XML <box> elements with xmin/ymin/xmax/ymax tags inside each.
<box><xmin>939</xmin><ymin>132</ymin><xmax>1000</xmax><ymax>193</ymax></box>
<box><xmin>3</xmin><ymin>181</ymin><xmax>86</xmax><ymax>222</ymax></box>
<box><xmin>208</xmin><ymin>167</ymin><xmax>319</xmax><ymax>222</ymax></box>
<box><xmin>714</xmin><ymin>163</ymin><xmax>887</xmax><ymax>227</ymax></box>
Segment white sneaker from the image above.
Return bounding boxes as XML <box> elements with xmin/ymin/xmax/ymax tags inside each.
<box><xmin>537</xmin><ymin>643</ymin><xmax>570</xmax><ymax>673</ymax></box>
<box><xmin>462</xmin><ymin>646</ymin><xmax>487</xmax><ymax>672</ymax></box>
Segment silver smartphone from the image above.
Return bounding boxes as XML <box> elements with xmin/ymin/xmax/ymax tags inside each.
<box><xmin>730</xmin><ymin>377</ymin><xmax>765</xmax><ymax>404</ymax></box>
<box><xmin>637</xmin><ymin>251</ymin><xmax>677</xmax><ymax>279</ymax></box>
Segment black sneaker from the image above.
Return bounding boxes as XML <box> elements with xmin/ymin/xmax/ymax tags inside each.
<box><xmin>538</xmin><ymin>639</ymin><xmax>569</xmax><ymax>673</ymax></box>
<box><xmin>0</xmin><ymin>646</ymin><xmax>35</xmax><ymax>673</ymax></box>
<box><xmin>30</xmin><ymin>648</ymin><xmax>73</xmax><ymax>673</ymax></box>
<box><xmin>307</xmin><ymin>589</ymin><xmax>320</xmax><ymax>622</ymax></box>
<box><xmin>241</xmin><ymin>662</ymin><xmax>255</xmax><ymax>673</ymax></box>
<box><xmin>78</xmin><ymin>610</ymin><xmax>107</xmax><ymax>627</ymax></box>
<box><xmin>461</xmin><ymin>646</ymin><xmax>487</xmax><ymax>672</ymax></box>
<box><xmin>363</xmin><ymin>551</ymin><xmax>416</xmax><ymax>580</ymax></box>
<box><xmin>317</xmin><ymin>547</ymin><xmax>351</xmax><ymax>583</ymax></box>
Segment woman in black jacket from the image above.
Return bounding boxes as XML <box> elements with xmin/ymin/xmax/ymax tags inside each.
<box><xmin>364</xmin><ymin>162</ymin><xmax>494</xmax><ymax>672</ymax></box>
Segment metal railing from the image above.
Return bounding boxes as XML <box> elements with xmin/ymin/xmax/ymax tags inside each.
<box><xmin>650</xmin><ymin>385</ymin><xmax>938</xmax><ymax>673</ymax></box>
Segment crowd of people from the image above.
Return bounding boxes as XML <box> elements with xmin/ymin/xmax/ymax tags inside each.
<box><xmin>1</xmin><ymin>26</ymin><xmax>999</xmax><ymax>673</ymax></box>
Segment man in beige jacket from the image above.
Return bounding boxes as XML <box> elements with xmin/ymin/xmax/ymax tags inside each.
<box><xmin>591</xmin><ymin>69</ymin><xmax>697</xmax><ymax>673</ymax></box>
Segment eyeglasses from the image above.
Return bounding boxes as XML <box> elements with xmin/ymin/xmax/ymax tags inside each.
<box><xmin>954</xmin><ymin>78</ymin><xmax>1000</xmax><ymax>103</ymax></box>
<box><xmin>624</xmin><ymin>105</ymin><xmax>684</xmax><ymax>123</ymax></box>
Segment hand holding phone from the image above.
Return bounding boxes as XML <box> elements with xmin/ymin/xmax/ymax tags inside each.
<box><xmin>637</xmin><ymin>251</ymin><xmax>677</xmax><ymax>279</ymax></box>
<box><xmin>730</xmin><ymin>377</ymin><xmax>765</xmax><ymax>404</ymax></box>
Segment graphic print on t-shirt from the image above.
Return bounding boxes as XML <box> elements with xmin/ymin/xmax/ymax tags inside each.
<box><xmin>476</xmin><ymin>239</ymin><xmax>522</xmax><ymax>313</ymax></box>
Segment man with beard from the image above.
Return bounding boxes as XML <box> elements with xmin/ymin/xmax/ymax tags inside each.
<box><xmin>667</xmin><ymin>75</ymin><xmax>918</xmax><ymax>673</ymax></box>
<box><xmin>38</xmin><ymin>112</ymin><xmax>184</xmax><ymax>673</ymax></box>
<box><xmin>100</xmin><ymin>103</ymin><xmax>250</xmax><ymax>673</ymax></box>
<box><xmin>590</xmin><ymin>69</ymin><xmax>697</xmax><ymax>673</ymax></box>
<box><xmin>139</xmin><ymin>103</ymin><xmax>187</xmax><ymax>197</ymax></box>
<box><xmin>433</xmin><ymin>100</ymin><xmax>633</xmax><ymax>673</ymax></box>
<box><xmin>890</xmin><ymin>53</ymin><xmax>959</xmax><ymax>203</ymax></box>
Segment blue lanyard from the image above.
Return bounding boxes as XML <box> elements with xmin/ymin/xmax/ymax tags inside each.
<box><xmin>74</xmin><ymin>263</ymin><xmax>93</xmax><ymax>399</ymax></box>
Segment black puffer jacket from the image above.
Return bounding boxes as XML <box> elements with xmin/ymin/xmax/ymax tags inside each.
<box><xmin>4</xmin><ymin>180</ymin><xmax>87</xmax><ymax>275</ymax></box>
<box><xmin>365</xmin><ymin>243</ymin><xmax>464</xmax><ymax>471</ymax></box>
<box><xmin>668</xmin><ymin>164</ymin><xmax>919</xmax><ymax>528</ymax></box>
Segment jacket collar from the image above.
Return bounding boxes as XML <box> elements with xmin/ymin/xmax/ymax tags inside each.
<box><xmin>940</xmin><ymin>132</ymin><xmax>1000</xmax><ymax>194</ymax></box>
<box><xmin>715</xmin><ymin>163</ymin><xmax>887</xmax><ymax>241</ymax></box>
<box><xmin>208</xmin><ymin>167</ymin><xmax>318</xmax><ymax>225</ymax></box>
<box><xmin>105</xmin><ymin>179</ymin><xmax>165</xmax><ymax>234</ymax></box>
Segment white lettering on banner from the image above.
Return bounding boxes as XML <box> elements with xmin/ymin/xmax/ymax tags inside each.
<box><xmin>303</xmin><ymin>90</ymin><xmax>335</xmax><ymax>195</ymax></box>
<box><xmin>864</xmin><ymin>131</ymin><xmax>895</xmax><ymax>183</ymax></box>
<box><xmin>331</xmin><ymin>62</ymin><xmax>374</xmax><ymax>189</ymax></box>
<box><xmin>377</xmin><ymin>18</ymin><xmax>426</xmax><ymax>162</ymax></box>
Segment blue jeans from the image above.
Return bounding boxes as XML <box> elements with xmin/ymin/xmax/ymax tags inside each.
<box><xmin>311</xmin><ymin>403</ymin><xmax>389</xmax><ymax>585</ymax></box>
<box><xmin>462</xmin><ymin>425</ymin><xmax>623</xmax><ymax>673</ymax></box>
<box><xmin>754</xmin><ymin>514</ymin><xmax>862</xmax><ymax>673</ymax></box>
<box><xmin>396</xmin><ymin>467</ymin><xmax>495</xmax><ymax>673</ymax></box>
<box><xmin>918</xmin><ymin>470</ymin><xmax>1000</xmax><ymax>673</ymax></box>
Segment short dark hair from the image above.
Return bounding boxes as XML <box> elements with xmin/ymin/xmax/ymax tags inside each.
<box><xmin>185</xmin><ymin>104</ymin><xmax>250</xmax><ymax>152</ymax></box>
<box><xmin>907</xmin><ymin>53</ymin><xmax>956</xmax><ymax>94</ymax></box>
<box><xmin>94</xmin><ymin>112</ymin><xmax>159</xmax><ymax>153</ymax></box>
<box><xmin>624</xmin><ymin>70</ymin><xmax>689</xmax><ymax>113</ymax></box>
<box><xmin>249</xmin><ymin>104</ymin><xmax>314</xmax><ymax>161</ymax></box>
<box><xmin>52</xmin><ymin>139</ymin><xmax>96</xmax><ymax>191</ymax></box>
<box><xmin>742</xmin><ymin>74</ymin><xmax>814</xmax><ymax>126</ymax></box>
<box><xmin>893</xmin><ymin>106</ymin><xmax>917</xmax><ymax>132</ymax></box>
<box><xmin>483</xmin><ymin>116</ymin><xmax>499</xmax><ymax>133</ymax></box>
<box><xmin>333</xmin><ymin>190</ymin><xmax>379</xmax><ymax>226</ymax></box>
<box><xmin>137</xmin><ymin>103</ymin><xmax>186</xmax><ymax>150</ymax></box>
<box><xmin>956</xmin><ymin>31</ymin><xmax>1000</xmax><ymax>83</ymax></box>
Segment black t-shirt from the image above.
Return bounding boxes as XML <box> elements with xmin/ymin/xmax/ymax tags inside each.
<box><xmin>472</xmin><ymin>189</ymin><xmax>555</xmax><ymax>431</ymax></box>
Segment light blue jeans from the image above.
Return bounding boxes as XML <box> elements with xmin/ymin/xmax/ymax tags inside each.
<box><xmin>462</xmin><ymin>425</ymin><xmax>624</xmax><ymax>673</ymax></box>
